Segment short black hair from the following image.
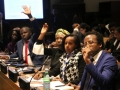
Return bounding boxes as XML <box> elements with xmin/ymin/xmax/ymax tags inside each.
<box><xmin>20</xmin><ymin>26</ymin><xmax>32</xmax><ymax>31</ymax></box>
<box><xmin>61</xmin><ymin>34</ymin><xmax>81</xmax><ymax>51</ymax></box>
<box><xmin>85</xmin><ymin>31</ymin><xmax>104</xmax><ymax>49</ymax></box>
<box><xmin>80</xmin><ymin>23</ymin><xmax>90</xmax><ymax>32</ymax></box>
<box><xmin>20</xmin><ymin>26</ymin><xmax>33</xmax><ymax>34</ymax></box>
<box><xmin>108</xmin><ymin>22</ymin><xmax>117</xmax><ymax>29</ymax></box>
<box><xmin>92</xmin><ymin>26</ymin><xmax>101</xmax><ymax>33</ymax></box>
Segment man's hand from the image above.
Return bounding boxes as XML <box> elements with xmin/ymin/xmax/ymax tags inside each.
<box><xmin>40</xmin><ymin>23</ymin><xmax>49</xmax><ymax>34</ymax></box>
<box><xmin>82</xmin><ymin>46</ymin><xmax>92</xmax><ymax>65</ymax></box>
<box><xmin>0</xmin><ymin>55</ymin><xmax>9</xmax><ymax>60</ymax></box>
<box><xmin>22</xmin><ymin>5</ymin><xmax>32</xmax><ymax>17</ymax></box>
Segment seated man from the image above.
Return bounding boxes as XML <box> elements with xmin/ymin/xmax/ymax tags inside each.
<box><xmin>69</xmin><ymin>31</ymin><xmax>118</xmax><ymax>90</ymax></box>
<box><xmin>0</xmin><ymin>5</ymin><xmax>44</xmax><ymax>66</ymax></box>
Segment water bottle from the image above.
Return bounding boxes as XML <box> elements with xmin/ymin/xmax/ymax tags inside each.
<box><xmin>43</xmin><ymin>68</ymin><xmax>50</xmax><ymax>90</ymax></box>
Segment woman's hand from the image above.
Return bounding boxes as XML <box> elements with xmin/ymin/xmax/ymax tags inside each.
<box><xmin>52</xmin><ymin>76</ymin><xmax>63</xmax><ymax>83</ymax></box>
<box><xmin>41</xmin><ymin>23</ymin><xmax>48</xmax><ymax>34</ymax></box>
<box><xmin>34</xmin><ymin>71</ymin><xmax>43</xmax><ymax>80</ymax></box>
<box><xmin>67</xmin><ymin>83</ymin><xmax>80</xmax><ymax>90</ymax></box>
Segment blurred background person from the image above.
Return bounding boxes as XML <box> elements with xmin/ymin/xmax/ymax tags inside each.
<box><xmin>7</xmin><ymin>29</ymin><xmax>21</xmax><ymax>54</ymax></box>
<box><xmin>91</xmin><ymin>26</ymin><xmax>101</xmax><ymax>34</ymax></box>
<box><xmin>0</xmin><ymin>12</ymin><xmax>11</xmax><ymax>51</ymax></box>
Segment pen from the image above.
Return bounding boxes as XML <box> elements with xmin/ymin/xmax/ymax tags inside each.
<box><xmin>55</xmin><ymin>85</ymin><xmax>65</xmax><ymax>87</ymax></box>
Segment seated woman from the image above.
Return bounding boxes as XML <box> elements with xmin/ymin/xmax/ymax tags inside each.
<box><xmin>48</xmin><ymin>28</ymin><xmax>70</xmax><ymax>48</ymax></box>
<box><xmin>33</xmin><ymin>25</ymin><xmax>85</xmax><ymax>85</ymax></box>
<box><xmin>50</xmin><ymin>34</ymin><xmax>85</xmax><ymax>84</ymax></box>
<box><xmin>32</xmin><ymin>25</ymin><xmax>70</xmax><ymax>76</ymax></box>
<box><xmin>7</xmin><ymin>29</ymin><xmax>21</xmax><ymax>54</ymax></box>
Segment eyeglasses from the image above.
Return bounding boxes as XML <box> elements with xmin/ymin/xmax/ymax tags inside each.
<box><xmin>82</xmin><ymin>41</ymin><xmax>97</xmax><ymax>47</ymax></box>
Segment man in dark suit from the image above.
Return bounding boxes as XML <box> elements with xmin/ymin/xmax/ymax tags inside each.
<box><xmin>68</xmin><ymin>31</ymin><xmax>118</xmax><ymax>90</ymax></box>
<box><xmin>0</xmin><ymin>5</ymin><xmax>44</xmax><ymax>66</ymax></box>
<box><xmin>0</xmin><ymin>12</ymin><xmax>11</xmax><ymax>51</ymax></box>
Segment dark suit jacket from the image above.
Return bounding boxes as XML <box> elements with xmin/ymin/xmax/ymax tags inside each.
<box><xmin>10</xmin><ymin>19</ymin><xmax>44</xmax><ymax>66</ymax></box>
<box><xmin>80</xmin><ymin>50</ymin><xmax>118</xmax><ymax>90</ymax></box>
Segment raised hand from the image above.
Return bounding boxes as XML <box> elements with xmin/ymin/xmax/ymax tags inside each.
<box><xmin>41</xmin><ymin>23</ymin><xmax>49</xmax><ymax>34</ymax></box>
<box><xmin>22</xmin><ymin>5</ymin><xmax>31</xmax><ymax>15</ymax></box>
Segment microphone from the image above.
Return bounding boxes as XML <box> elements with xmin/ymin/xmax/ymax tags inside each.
<box><xmin>18</xmin><ymin>55</ymin><xmax>51</xmax><ymax>90</ymax></box>
<box><xmin>0</xmin><ymin>59</ymin><xmax>18</xmax><ymax>82</ymax></box>
<box><xmin>7</xmin><ymin>54</ymin><xmax>31</xmax><ymax>82</ymax></box>
<box><xmin>28</xmin><ymin>56</ymin><xmax>51</xmax><ymax>82</ymax></box>
<box><xmin>8</xmin><ymin>66</ymin><xmax>34</xmax><ymax>83</ymax></box>
<box><xmin>41</xmin><ymin>55</ymin><xmax>51</xmax><ymax>70</ymax></box>
<box><xmin>29</xmin><ymin>67</ymin><xmax>42</xmax><ymax>82</ymax></box>
<box><xmin>0</xmin><ymin>61</ymin><xmax>8</xmax><ymax>74</ymax></box>
<box><xmin>8</xmin><ymin>67</ymin><xmax>18</xmax><ymax>82</ymax></box>
<box><xmin>5</xmin><ymin>53</ymin><xmax>31</xmax><ymax>65</ymax></box>
<box><xmin>0</xmin><ymin>57</ymin><xmax>11</xmax><ymax>74</ymax></box>
<box><xmin>9</xmin><ymin>54</ymin><xmax>31</xmax><ymax>68</ymax></box>
<box><xmin>18</xmin><ymin>66</ymin><xmax>42</xmax><ymax>90</ymax></box>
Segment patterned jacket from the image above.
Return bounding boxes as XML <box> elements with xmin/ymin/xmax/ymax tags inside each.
<box><xmin>59</xmin><ymin>50</ymin><xmax>85</xmax><ymax>84</ymax></box>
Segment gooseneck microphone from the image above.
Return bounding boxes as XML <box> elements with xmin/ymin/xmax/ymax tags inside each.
<box><xmin>0</xmin><ymin>61</ymin><xmax>8</xmax><ymax>74</ymax></box>
<box><xmin>9</xmin><ymin>53</ymin><xmax>31</xmax><ymax>67</ymax></box>
<box><xmin>18</xmin><ymin>54</ymin><xmax>51</xmax><ymax>90</ymax></box>
<box><xmin>18</xmin><ymin>55</ymin><xmax>50</xmax><ymax>90</ymax></box>
<box><xmin>18</xmin><ymin>66</ymin><xmax>42</xmax><ymax>90</ymax></box>
<box><xmin>7</xmin><ymin>53</ymin><xmax>31</xmax><ymax>82</ymax></box>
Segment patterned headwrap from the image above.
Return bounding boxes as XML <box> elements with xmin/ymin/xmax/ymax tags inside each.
<box><xmin>55</xmin><ymin>28</ymin><xmax>70</xmax><ymax>36</ymax></box>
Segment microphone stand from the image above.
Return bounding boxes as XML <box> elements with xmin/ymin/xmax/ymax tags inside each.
<box><xmin>18</xmin><ymin>55</ymin><xmax>51</xmax><ymax>90</ymax></box>
<box><xmin>18</xmin><ymin>66</ymin><xmax>42</xmax><ymax>90</ymax></box>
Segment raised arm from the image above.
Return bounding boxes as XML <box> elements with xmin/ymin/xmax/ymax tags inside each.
<box><xmin>22</xmin><ymin>5</ymin><xmax>41</xmax><ymax>44</ymax></box>
<box><xmin>32</xmin><ymin>23</ymin><xmax>49</xmax><ymax>55</ymax></box>
<box><xmin>37</xmin><ymin>23</ymin><xmax>49</xmax><ymax>40</ymax></box>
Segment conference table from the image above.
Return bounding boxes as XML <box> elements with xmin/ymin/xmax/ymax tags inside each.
<box><xmin>0</xmin><ymin>71</ymin><xmax>22</xmax><ymax>90</ymax></box>
<box><xmin>0</xmin><ymin>57</ymin><xmax>120</xmax><ymax>90</ymax></box>
<box><xmin>0</xmin><ymin>66</ymin><xmax>74</xmax><ymax>90</ymax></box>
<box><xmin>0</xmin><ymin>66</ymin><xmax>43</xmax><ymax>90</ymax></box>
